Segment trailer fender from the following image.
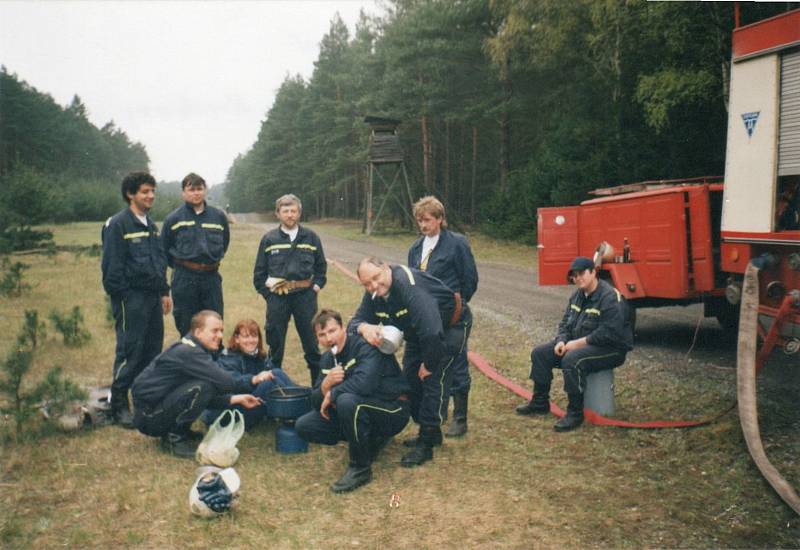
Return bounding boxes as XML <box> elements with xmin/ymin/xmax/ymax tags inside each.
<box><xmin>602</xmin><ymin>263</ymin><xmax>647</xmax><ymax>300</ymax></box>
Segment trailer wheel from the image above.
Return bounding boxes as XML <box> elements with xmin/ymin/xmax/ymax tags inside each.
<box><xmin>713</xmin><ymin>298</ymin><xmax>740</xmax><ymax>331</ymax></box>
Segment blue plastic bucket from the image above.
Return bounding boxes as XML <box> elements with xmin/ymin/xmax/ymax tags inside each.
<box><xmin>276</xmin><ymin>424</ymin><xmax>309</xmax><ymax>454</ymax></box>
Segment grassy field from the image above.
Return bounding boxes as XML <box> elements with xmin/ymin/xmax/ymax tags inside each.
<box><xmin>1</xmin><ymin>221</ymin><xmax>798</xmax><ymax>548</ymax></box>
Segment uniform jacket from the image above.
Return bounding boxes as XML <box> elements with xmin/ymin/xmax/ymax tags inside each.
<box><xmin>161</xmin><ymin>202</ymin><xmax>230</xmax><ymax>267</ymax></box>
<box><xmin>348</xmin><ymin>265</ymin><xmax>457</xmax><ymax>367</ymax></box>
<box><xmin>132</xmin><ymin>335</ymin><xmax>251</xmax><ymax>411</ymax></box>
<box><xmin>310</xmin><ymin>333</ymin><xmax>410</xmax><ymax>408</ymax></box>
<box><xmin>216</xmin><ymin>348</ymin><xmax>276</xmax><ymax>388</ymax></box>
<box><xmin>556</xmin><ymin>279</ymin><xmax>633</xmax><ymax>352</ymax></box>
<box><xmin>101</xmin><ymin>208</ymin><xmax>169</xmax><ymax>299</ymax></box>
<box><xmin>408</xmin><ymin>229</ymin><xmax>478</xmax><ymax>302</ymax></box>
<box><xmin>252</xmin><ymin>225</ymin><xmax>327</xmax><ymax>298</ymax></box>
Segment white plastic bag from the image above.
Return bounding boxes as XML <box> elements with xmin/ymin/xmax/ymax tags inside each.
<box><xmin>196</xmin><ymin>409</ymin><xmax>245</xmax><ymax>467</ymax></box>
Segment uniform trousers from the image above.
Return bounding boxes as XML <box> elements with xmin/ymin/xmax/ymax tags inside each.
<box><xmin>295</xmin><ymin>393</ymin><xmax>410</xmax><ymax>465</ymax></box>
<box><xmin>403</xmin><ymin>307</ymin><xmax>472</xmax><ymax>427</ymax></box>
<box><xmin>530</xmin><ymin>338</ymin><xmax>626</xmax><ymax>395</ymax></box>
<box><xmin>133</xmin><ymin>380</ymin><xmax>215</xmax><ymax>437</ymax></box>
<box><xmin>171</xmin><ymin>267</ymin><xmax>223</xmax><ymax>336</ymax></box>
<box><xmin>110</xmin><ymin>290</ymin><xmax>164</xmax><ymax>409</ymax></box>
<box><xmin>265</xmin><ymin>288</ymin><xmax>320</xmax><ymax>380</ymax></box>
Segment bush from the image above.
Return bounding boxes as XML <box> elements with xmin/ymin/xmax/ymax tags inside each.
<box><xmin>0</xmin><ymin>258</ymin><xmax>32</xmax><ymax>297</ymax></box>
<box><xmin>49</xmin><ymin>306</ymin><xmax>91</xmax><ymax>347</ymax></box>
<box><xmin>0</xmin><ymin>312</ymin><xmax>86</xmax><ymax>439</ymax></box>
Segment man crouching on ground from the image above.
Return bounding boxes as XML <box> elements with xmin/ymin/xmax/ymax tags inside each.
<box><xmin>295</xmin><ymin>309</ymin><xmax>411</xmax><ymax>493</ymax></box>
<box><xmin>131</xmin><ymin>310</ymin><xmax>262</xmax><ymax>458</ymax></box>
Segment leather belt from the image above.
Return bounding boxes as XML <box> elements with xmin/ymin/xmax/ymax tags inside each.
<box><xmin>449</xmin><ymin>292</ymin><xmax>463</xmax><ymax>326</ymax></box>
<box><xmin>271</xmin><ymin>278</ymin><xmax>313</xmax><ymax>293</ymax></box>
<box><xmin>175</xmin><ymin>259</ymin><xmax>219</xmax><ymax>272</ymax></box>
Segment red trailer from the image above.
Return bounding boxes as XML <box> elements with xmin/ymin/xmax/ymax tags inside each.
<box><xmin>537</xmin><ymin>8</ymin><xmax>800</xmax><ymax>513</ymax></box>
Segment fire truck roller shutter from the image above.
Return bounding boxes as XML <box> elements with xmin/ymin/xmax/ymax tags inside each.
<box><xmin>778</xmin><ymin>49</ymin><xmax>800</xmax><ymax>177</ymax></box>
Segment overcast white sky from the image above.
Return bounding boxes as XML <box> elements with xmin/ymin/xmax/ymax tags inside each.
<box><xmin>0</xmin><ymin>1</ymin><xmax>380</xmax><ymax>185</ymax></box>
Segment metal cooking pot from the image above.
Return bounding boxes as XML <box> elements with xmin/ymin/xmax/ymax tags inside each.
<box><xmin>264</xmin><ymin>386</ymin><xmax>312</xmax><ymax>420</ymax></box>
<box><xmin>378</xmin><ymin>325</ymin><xmax>404</xmax><ymax>355</ymax></box>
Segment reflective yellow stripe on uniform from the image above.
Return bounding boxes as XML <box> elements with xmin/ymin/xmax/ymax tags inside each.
<box><xmin>171</xmin><ymin>220</ymin><xmax>196</xmax><ymax>231</ymax></box>
<box><xmin>321</xmin><ymin>369</ymin><xmax>331</xmax><ymax>375</ymax></box>
<box><xmin>376</xmin><ymin>312</ymin><xmax>390</xmax><ymax>319</ymax></box>
<box><xmin>265</xmin><ymin>244</ymin><xmax>292</xmax><ymax>253</ymax></box>
<box><xmin>181</xmin><ymin>337</ymin><xmax>197</xmax><ymax>347</ymax></box>
<box><xmin>395</xmin><ymin>309</ymin><xmax>408</xmax><ymax>317</ymax></box>
<box><xmin>399</xmin><ymin>264</ymin><xmax>416</xmax><ymax>285</ymax></box>
<box><xmin>570</xmin><ymin>304</ymin><xmax>582</xmax><ymax>312</ymax></box>
<box><xmin>123</xmin><ymin>231</ymin><xmax>150</xmax><ymax>240</ymax></box>
<box><xmin>353</xmin><ymin>403</ymin><xmax>404</xmax><ymax>443</ymax></box>
<box><xmin>614</xmin><ymin>288</ymin><xmax>621</xmax><ymax>302</ymax></box>
<box><xmin>201</xmin><ymin>223</ymin><xmax>225</xmax><ymax>231</ymax></box>
<box><xmin>342</xmin><ymin>359</ymin><xmax>356</xmax><ymax>371</ymax></box>
<box><xmin>585</xmin><ymin>308</ymin><xmax>601</xmax><ymax>315</ymax></box>
<box><xmin>296</xmin><ymin>244</ymin><xmax>317</xmax><ymax>251</ymax></box>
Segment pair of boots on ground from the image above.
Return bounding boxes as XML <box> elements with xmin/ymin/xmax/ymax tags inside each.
<box><xmin>516</xmin><ymin>384</ymin><xmax>585</xmax><ymax>432</ymax></box>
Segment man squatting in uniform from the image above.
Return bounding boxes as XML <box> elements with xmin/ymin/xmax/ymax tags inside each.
<box><xmin>253</xmin><ymin>194</ymin><xmax>327</xmax><ymax>385</ymax></box>
<box><xmin>516</xmin><ymin>256</ymin><xmax>633</xmax><ymax>431</ymax></box>
<box><xmin>408</xmin><ymin>196</ymin><xmax>478</xmax><ymax>437</ymax></box>
<box><xmin>295</xmin><ymin>309</ymin><xmax>410</xmax><ymax>493</ymax></box>
<box><xmin>131</xmin><ymin>310</ymin><xmax>262</xmax><ymax>458</ymax></box>
<box><xmin>351</xmin><ymin>258</ymin><xmax>471</xmax><ymax>467</ymax></box>
<box><xmin>161</xmin><ymin>172</ymin><xmax>230</xmax><ymax>336</ymax></box>
<box><xmin>101</xmin><ymin>172</ymin><xmax>172</xmax><ymax>427</ymax></box>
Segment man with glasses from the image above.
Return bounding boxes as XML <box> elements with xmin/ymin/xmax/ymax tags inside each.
<box><xmin>515</xmin><ymin>256</ymin><xmax>633</xmax><ymax>431</ymax></box>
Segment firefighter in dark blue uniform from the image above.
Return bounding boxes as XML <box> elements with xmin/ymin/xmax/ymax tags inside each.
<box><xmin>408</xmin><ymin>196</ymin><xmax>478</xmax><ymax>437</ymax></box>
<box><xmin>101</xmin><ymin>172</ymin><xmax>172</xmax><ymax>428</ymax></box>
<box><xmin>161</xmin><ymin>173</ymin><xmax>230</xmax><ymax>336</ymax></box>
<box><xmin>296</xmin><ymin>309</ymin><xmax>410</xmax><ymax>493</ymax></box>
<box><xmin>132</xmin><ymin>311</ymin><xmax>261</xmax><ymax>458</ymax></box>
<box><xmin>253</xmin><ymin>194</ymin><xmax>326</xmax><ymax>385</ymax></box>
<box><xmin>350</xmin><ymin>258</ymin><xmax>471</xmax><ymax>467</ymax></box>
<box><xmin>516</xmin><ymin>257</ymin><xmax>633</xmax><ymax>431</ymax></box>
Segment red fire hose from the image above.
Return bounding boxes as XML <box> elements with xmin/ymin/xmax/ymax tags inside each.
<box><xmin>329</xmin><ymin>258</ymin><xmax>732</xmax><ymax>429</ymax></box>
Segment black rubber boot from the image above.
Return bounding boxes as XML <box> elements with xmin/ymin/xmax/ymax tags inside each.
<box><xmin>554</xmin><ymin>393</ymin><xmax>584</xmax><ymax>432</ymax></box>
<box><xmin>402</xmin><ymin>427</ymin><xmax>443</xmax><ymax>448</ymax></box>
<box><xmin>332</xmin><ymin>444</ymin><xmax>373</xmax><ymax>493</ymax></box>
<box><xmin>111</xmin><ymin>396</ymin><xmax>135</xmax><ymax>430</ymax></box>
<box><xmin>445</xmin><ymin>393</ymin><xmax>468</xmax><ymax>438</ymax></box>
<box><xmin>400</xmin><ymin>426</ymin><xmax>438</xmax><ymax>468</ymax></box>
<box><xmin>160</xmin><ymin>432</ymin><xmax>198</xmax><ymax>459</ymax></box>
<box><xmin>516</xmin><ymin>384</ymin><xmax>551</xmax><ymax>416</ymax></box>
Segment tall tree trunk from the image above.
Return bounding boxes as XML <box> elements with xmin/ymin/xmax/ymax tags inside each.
<box><xmin>354</xmin><ymin>167</ymin><xmax>360</xmax><ymax>221</ymax></box>
<box><xmin>444</xmin><ymin>119</ymin><xmax>451</xmax><ymax>206</ymax></box>
<box><xmin>459</xmin><ymin>122</ymin><xmax>466</xmax><ymax>216</ymax></box>
<box><xmin>421</xmin><ymin>114</ymin><xmax>431</xmax><ymax>191</ymax></box>
<box><xmin>343</xmin><ymin>175</ymin><xmax>349</xmax><ymax>218</ymax></box>
<box><xmin>471</xmin><ymin>126</ymin><xmax>478</xmax><ymax>225</ymax></box>
<box><xmin>499</xmin><ymin>59</ymin><xmax>512</xmax><ymax>194</ymax></box>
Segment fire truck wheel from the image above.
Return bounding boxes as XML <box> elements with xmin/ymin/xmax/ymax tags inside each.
<box><xmin>713</xmin><ymin>299</ymin><xmax>740</xmax><ymax>332</ymax></box>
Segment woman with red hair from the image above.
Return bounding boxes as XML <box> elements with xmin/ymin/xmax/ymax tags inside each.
<box><xmin>202</xmin><ymin>319</ymin><xmax>296</xmax><ymax>429</ymax></box>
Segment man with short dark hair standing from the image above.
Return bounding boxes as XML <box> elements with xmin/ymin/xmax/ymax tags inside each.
<box><xmin>295</xmin><ymin>309</ymin><xmax>410</xmax><ymax>493</ymax></box>
<box><xmin>408</xmin><ymin>196</ymin><xmax>478</xmax><ymax>438</ymax></box>
<box><xmin>253</xmin><ymin>194</ymin><xmax>326</xmax><ymax>385</ymax></box>
<box><xmin>516</xmin><ymin>256</ymin><xmax>633</xmax><ymax>431</ymax></box>
<box><xmin>161</xmin><ymin>173</ymin><xmax>230</xmax><ymax>336</ymax></box>
<box><xmin>101</xmin><ymin>171</ymin><xmax>172</xmax><ymax>428</ymax></box>
<box><xmin>132</xmin><ymin>310</ymin><xmax>261</xmax><ymax>458</ymax></box>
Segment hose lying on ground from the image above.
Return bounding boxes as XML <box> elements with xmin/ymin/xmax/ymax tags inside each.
<box><xmin>737</xmin><ymin>261</ymin><xmax>800</xmax><ymax>515</ymax></box>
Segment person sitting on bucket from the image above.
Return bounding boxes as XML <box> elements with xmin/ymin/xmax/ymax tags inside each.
<box><xmin>295</xmin><ymin>309</ymin><xmax>411</xmax><ymax>493</ymax></box>
<box><xmin>131</xmin><ymin>310</ymin><xmax>262</xmax><ymax>458</ymax></box>
<box><xmin>201</xmin><ymin>318</ymin><xmax>297</xmax><ymax>430</ymax></box>
<box><xmin>516</xmin><ymin>256</ymin><xmax>633</xmax><ymax>431</ymax></box>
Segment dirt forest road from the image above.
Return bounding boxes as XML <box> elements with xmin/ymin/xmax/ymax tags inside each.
<box><xmin>238</xmin><ymin>214</ymin><xmax>739</xmax><ymax>371</ymax></box>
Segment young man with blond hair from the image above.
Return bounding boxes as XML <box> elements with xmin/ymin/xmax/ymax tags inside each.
<box><xmin>408</xmin><ymin>196</ymin><xmax>478</xmax><ymax>437</ymax></box>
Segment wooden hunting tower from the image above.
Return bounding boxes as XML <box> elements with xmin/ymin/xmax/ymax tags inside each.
<box><xmin>364</xmin><ymin>115</ymin><xmax>415</xmax><ymax>235</ymax></box>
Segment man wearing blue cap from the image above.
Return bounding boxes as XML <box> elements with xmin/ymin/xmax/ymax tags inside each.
<box><xmin>516</xmin><ymin>256</ymin><xmax>633</xmax><ymax>431</ymax></box>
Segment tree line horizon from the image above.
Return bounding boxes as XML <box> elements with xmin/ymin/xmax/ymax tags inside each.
<box><xmin>2</xmin><ymin>1</ymin><xmax>798</xmax><ymax>244</ymax></box>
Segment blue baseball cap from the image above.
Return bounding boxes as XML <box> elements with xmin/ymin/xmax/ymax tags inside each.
<box><xmin>566</xmin><ymin>256</ymin><xmax>595</xmax><ymax>283</ymax></box>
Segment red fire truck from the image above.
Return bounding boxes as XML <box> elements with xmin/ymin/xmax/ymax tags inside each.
<box><xmin>537</xmin><ymin>9</ymin><xmax>800</xmax><ymax>512</ymax></box>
